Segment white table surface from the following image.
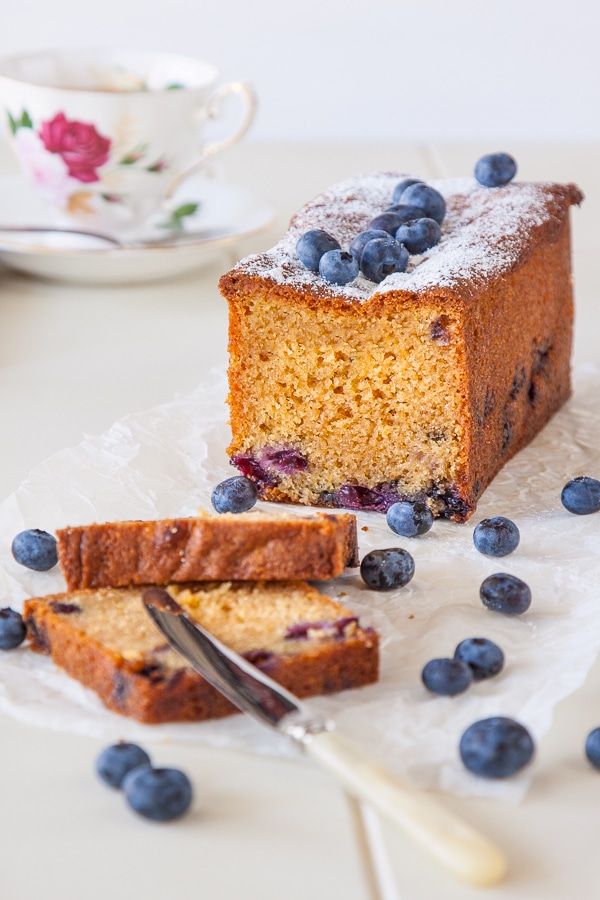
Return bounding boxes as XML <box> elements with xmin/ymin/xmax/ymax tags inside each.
<box><xmin>0</xmin><ymin>140</ymin><xmax>599</xmax><ymax>900</ymax></box>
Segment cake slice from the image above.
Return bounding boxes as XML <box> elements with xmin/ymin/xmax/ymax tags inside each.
<box><xmin>24</xmin><ymin>581</ymin><xmax>378</xmax><ymax>723</ymax></box>
<box><xmin>219</xmin><ymin>173</ymin><xmax>583</xmax><ymax>521</ymax></box>
<box><xmin>56</xmin><ymin>510</ymin><xmax>358</xmax><ymax>590</ymax></box>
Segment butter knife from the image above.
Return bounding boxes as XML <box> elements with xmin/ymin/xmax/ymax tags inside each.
<box><xmin>142</xmin><ymin>587</ymin><xmax>506</xmax><ymax>887</ymax></box>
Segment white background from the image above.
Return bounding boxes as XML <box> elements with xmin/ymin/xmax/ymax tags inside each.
<box><xmin>0</xmin><ymin>0</ymin><xmax>598</xmax><ymax>143</ymax></box>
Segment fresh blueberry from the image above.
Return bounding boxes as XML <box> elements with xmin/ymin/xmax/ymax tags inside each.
<box><xmin>454</xmin><ymin>638</ymin><xmax>504</xmax><ymax>681</ymax></box>
<box><xmin>395</xmin><ymin>217</ymin><xmax>441</xmax><ymax>255</ymax></box>
<box><xmin>382</xmin><ymin>204</ymin><xmax>429</xmax><ymax>224</ymax></box>
<box><xmin>11</xmin><ymin>529</ymin><xmax>58</xmax><ymax>571</ymax></box>
<box><xmin>296</xmin><ymin>229</ymin><xmax>341</xmax><ymax>272</ymax></box>
<box><xmin>585</xmin><ymin>727</ymin><xmax>600</xmax><ymax>769</ymax></box>
<box><xmin>561</xmin><ymin>476</ymin><xmax>600</xmax><ymax>515</ymax></box>
<box><xmin>0</xmin><ymin>608</ymin><xmax>27</xmax><ymax>650</ymax></box>
<box><xmin>396</xmin><ymin>183</ymin><xmax>446</xmax><ymax>224</ymax></box>
<box><xmin>459</xmin><ymin>717</ymin><xmax>534</xmax><ymax>778</ymax></box>
<box><xmin>473</xmin><ymin>516</ymin><xmax>520</xmax><ymax>557</ymax></box>
<box><xmin>368</xmin><ymin>212</ymin><xmax>406</xmax><ymax>236</ymax></box>
<box><xmin>96</xmin><ymin>742</ymin><xmax>152</xmax><ymax>789</ymax></box>
<box><xmin>421</xmin><ymin>658</ymin><xmax>473</xmax><ymax>696</ymax></box>
<box><xmin>360</xmin><ymin>237</ymin><xmax>409</xmax><ymax>283</ymax></box>
<box><xmin>480</xmin><ymin>573</ymin><xmax>531</xmax><ymax>615</ymax></box>
<box><xmin>391</xmin><ymin>178</ymin><xmax>424</xmax><ymax>204</ymax></box>
<box><xmin>386</xmin><ymin>501</ymin><xmax>433</xmax><ymax>537</ymax></box>
<box><xmin>349</xmin><ymin>229</ymin><xmax>390</xmax><ymax>261</ymax></box>
<box><xmin>122</xmin><ymin>765</ymin><xmax>193</xmax><ymax>821</ymax></box>
<box><xmin>360</xmin><ymin>548</ymin><xmax>415</xmax><ymax>591</ymax></box>
<box><xmin>474</xmin><ymin>153</ymin><xmax>517</xmax><ymax>188</ymax></box>
<box><xmin>319</xmin><ymin>249</ymin><xmax>359</xmax><ymax>285</ymax></box>
<box><xmin>211</xmin><ymin>476</ymin><xmax>258</xmax><ymax>514</ymax></box>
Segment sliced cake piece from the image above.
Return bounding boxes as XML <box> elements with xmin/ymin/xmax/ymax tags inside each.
<box><xmin>219</xmin><ymin>172</ymin><xmax>583</xmax><ymax>521</ymax></box>
<box><xmin>24</xmin><ymin>581</ymin><xmax>378</xmax><ymax>723</ymax></box>
<box><xmin>56</xmin><ymin>510</ymin><xmax>358</xmax><ymax>591</ymax></box>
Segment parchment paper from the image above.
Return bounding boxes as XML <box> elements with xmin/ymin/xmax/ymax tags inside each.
<box><xmin>1</xmin><ymin>365</ymin><xmax>599</xmax><ymax>801</ymax></box>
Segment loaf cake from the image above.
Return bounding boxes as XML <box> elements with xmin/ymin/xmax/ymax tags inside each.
<box><xmin>56</xmin><ymin>510</ymin><xmax>358</xmax><ymax>590</ymax></box>
<box><xmin>219</xmin><ymin>173</ymin><xmax>583</xmax><ymax>521</ymax></box>
<box><xmin>24</xmin><ymin>581</ymin><xmax>379</xmax><ymax>723</ymax></box>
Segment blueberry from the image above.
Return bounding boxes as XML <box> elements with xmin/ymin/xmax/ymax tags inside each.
<box><xmin>585</xmin><ymin>727</ymin><xmax>600</xmax><ymax>769</ymax></box>
<box><xmin>474</xmin><ymin>153</ymin><xmax>517</xmax><ymax>188</ymax></box>
<box><xmin>211</xmin><ymin>476</ymin><xmax>258</xmax><ymax>514</ymax></box>
<box><xmin>0</xmin><ymin>608</ymin><xmax>27</xmax><ymax>649</ymax></box>
<box><xmin>561</xmin><ymin>476</ymin><xmax>600</xmax><ymax>515</ymax></box>
<box><xmin>382</xmin><ymin>204</ymin><xmax>429</xmax><ymax>225</ymax></box>
<box><xmin>296</xmin><ymin>229</ymin><xmax>340</xmax><ymax>272</ymax></box>
<box><xmin>480</xmin><ymin>573</ymin><xmax>531</xmax><ymax>615</ymax></box>
<box><xmin>11</xmin><ymin>529</ymin><xmax>58</xmax><ymax>571</ymax></box>
<box><xmin>422</xmin><ymin>658</ymin><xmax>473</xmax><ymax>696</ymax></box>
<box><xmin>396</xmin><ymin>183</ymin><xmax>446</xmax><ymax>224</ymax></box>
<box><xmin>395</xmin><ymin>217</ymin><xmax>441</xmax><ymax>255</ymax></box>
<box><xmin>96</xmin><ymin>742</ymin><xmax>152</xmax><ymax>789</ymax></box>
<box><xmin>391</xmin><ymin>178</ymin><xmax>424</xmax><ymax>204</ymax></box>
<box><xmin>122</xmin><ymin>765</ymin><xmax>193</xmax><ymax>821</ymax></box>
<box><xmin>368</xmin><ymin>212</ymin><xmax>406</xmax><ymax>236</ymax></box>
<box><xmin>386</xmin><ymin>501</ymin><xmax>433</xmax><ymax>537</ymax></box>
<box><xmin>349</xmin><ymin>229</ymin><xmax>389</xmax><ymax>261</ymax></box>
<box><xmin>360</xmin><ymin>237</ymin><xmax>409</xmax><ymax>283</ymax></box>
<box><xmin>360</xmin><ymin>548</ymin><xmax>415</xmax><ymax>591</ymax></box>
<box><xmin>318</xmin><ymin>249</ymin><xmax>359</xmax><ymax>285</ymax></box>
<box><xmin>459</xmin><ymin>717</ymin><xmax>534</xmax><ymax>778</ymax></box>
<box><xmin>473</xmin><ymin>516</ymin><xmax>520</xmax><ymax>557</ymax></box>
<box><xmin>454</xmin><ymin>637</ymin><xmax>504</xmax><ymax>681</ymax></box>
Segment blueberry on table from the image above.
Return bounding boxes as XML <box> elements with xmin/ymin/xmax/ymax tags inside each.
<box><xmin>360</xmin><ymin>548</ymin><xmax>415</xmax><ymax>591</ymax></box>
<box><xmin>473</xmin><ymin>516</ymin><xmax>520</xmax><ymax>557</ymax></box>
<box><xmin>391</xmin><ymin>178</ymin><xmax>424</xmax><ymax>204</ymax></box>
<box><xmin>396</xmin><ymin>183</ymin><xmax>446</xmax><ymax>224</ymax></box>
<box><xmin>0</xmin><ymin>608</ymin><xmax>27</xmax><ymax>650</ymax></box>
<box><xmin>296</xmin><ymin>229</ymin><xmax>341</xmax><ymax>271</ymax></box>
<box><xmin>395</xmin><ymin>217</ymin><xmax>441</xmax><ymax>255</ymax></box>
<box><xmin>460</xmin><ymin>717</ymin><xmax>534</xmax><ymax>778</ymax></box>
<box><xmin>96</xmin><ymin>742</ymin><xmax>152</xmax><ymax>789</ymax></box>
<box><xmin>386</xmin><ymin>501</ymin><xmax>433</xmax><ymax>537</ymax></box>
<box><xmin>211</xmin><ymin>476</ymin><xmax>258</xmax><ymax>514</ymax></box>
<box><xmin>561</xmin><ymin>476</ymin><xmax>600</xmax><ymax>515</ymax></box>
<box><xmin>318</xmin><ymin>249</ymin><xmax>359</xmax><ymax>286</ymax></box>
<box><xmin>349</xmin><ymin>229</ymin><xmax>390</xmax><ymax>261</ymax></box>
<box><xmin>454</xmin><ymin>637</ymin><xmax>504</xmax><ymax>681</ymax></box>
<box><xmin>474</xmin><ymin>152</ymin><xmax>517</xmax><ymax>187</ymax></box>
<box><xmin>480</xmin><ymin>573</ymin><xmax>531</xmax><ymax>615</ymax></box>
<box><xmin>11</xmin><ymin>529</ymin><xmax>58</xmax><ymax>571</ymax></box>
<box><xmin>421</xmin><ymin>658</ymin><xmax>473</xmax><ymax>696</ymax></box>
<box><xmin>585</xmin><ymin>728</ymin><xmax>600</xmax><ymax>769</ymax></box>
<box><xmin>123</xmin><ymin>765</ymin><xmax>193</xmax><ymax>821</ymax></box>
<box><xmin>360</xmin><ymin>237</ymin><xmax>409</xmax><ymax>283</ymax></box>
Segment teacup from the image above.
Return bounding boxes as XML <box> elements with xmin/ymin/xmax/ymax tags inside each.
<box><xmin>0</xmin><ymin>48</ymin><xmax>256</xmax><ymax>234</ymax></box>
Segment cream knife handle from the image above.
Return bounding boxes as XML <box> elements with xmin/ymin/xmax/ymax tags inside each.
<box><xmin>304</xmin><ymin>730</ymin><xmax>507</xmax><ymax>888</ymax></box>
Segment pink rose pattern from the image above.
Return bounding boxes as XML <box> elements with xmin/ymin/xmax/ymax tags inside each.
<box><xmin>39</xmin><ymin>112</ymin><xmax>111</xmax><ymax>183</ymax></box>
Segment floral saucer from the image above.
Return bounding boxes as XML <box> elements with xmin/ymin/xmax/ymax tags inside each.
<box><xmin>0</xmin><ymin>172</ymin><xmax>276</xmax><ymax>284</ymax></box>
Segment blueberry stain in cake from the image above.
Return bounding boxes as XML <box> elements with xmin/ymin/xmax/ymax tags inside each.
<box><xmin>11</xmin><ymin>529</ymin><xmax>58</xmax><ymax>571</ymax></box>
<box><xmin>319</xmin><ymin>249</ymin><xmax>359</xmax><ymax>286</ymax></box>
<box><xmin>391</xmin><ymin>178</ymin><xmax>423</xmax><ymax>204</ymax></box>
<box><xmin>421</xmin><ymin>658</ymin><xmax>473</xmax><ymax>696</ymax></box>
<box><xmin>96</xmin><ymin>741</ymin><xmax>152</xmax><ymax>789</ymax></box>
<box><xmin>473</xmin><ymin>516</ymin><xmax>520</xmax><ymax>557</ymax></box>
<box><xmin>396</xmin><ymin>182</ymin><xmax>446</xmax><ymax>224</ymax></box>
<box><xmin>395</xmin><ymin>217</ymin><xmax>441</xmax><ymax>255</ymax></box>
<box><xmin>349</xmin><ymin>229</ymin><xmax>390</xmax><ymax>261</ymax></box>
<box><xmin>480</xmin><ymin>573</ymin><xmax>531</xmax><ymax>615</ymax></box>
<box><xmin>454</xmin><ymin>638</ymin><xmax>504</xmax><ymax>681</ymax></box>
<box><xmin>360</xmin><ymin>237</ymin><xmax>409</xmax><ymax>283</ymax></box>
<box><xmin>360</xmin><ymin>548</ymin><xmax>415</xmax><ymax>591</ymax></box>
<box><xmin>211</xmin><ymin>475</ymin><xmax>259</xmax><ymax>513</ymax></box>
<box><xmin>243</xmin><ymin>649</ymin><xmax>278</xmax><ymax>670</ymax></box>
<box><xmin>49</xmin><ymin>601</ymin><xmax>82</xmax><ymax>615</ymax></box>
<box><xmin>123</xmin><ymin>765</ymin><xmax>193</xmax><ymax>821</ymax></box>
<box><xmin>0</xmin><ymin>608</ymin><xmax>27</xmax><ymax>650</ymax></box>
<box><xmin>285</xmin><ymin>616</ymin><xmax>358</xmax><ymax>640</ymax></box>
<box><xmin>474</xmin><ymin>153</ymin><xmax>517</xmax><ymax>188</ymax></box>
<box><xmin>561</xmin><ymin>476</ymin><xmax>600</xmax><ymax>515</ymax></box>
<box><xmin>386</xmin><ymin>501</ymin><xmax>433</xmax><ymax>537</ymax></box>
<box><xmin>336</xmin><ymin>482</ymin><xmax>401</xmax><ymax>512</ymax></box>
<box><xmin>460</xmin><ymin>716</ymin><xmax>534</xmax><ymax>779</ymax></box>
<box><xmin>231</xmin><ymin>453</ymin><xmax>277</xmax><ymax>489</ymax></box>
<box><xmin>429</xmin><ymin>315</ymin><xmax>451</xmax><ymax>344</ymax></box>
<box><xmin>259</xmin><ymin>446</ymin><xmax>308</xmax><ymax>475</ymax></box>
<box><xmin>296</xmin><ymin>229</ymin><xmax>340</xmax><ymax>272</ymax></box>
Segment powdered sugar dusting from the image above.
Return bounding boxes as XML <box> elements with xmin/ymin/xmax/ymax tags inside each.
<box><xmin>233</xmin><ymin>173</ymin><xmax>578</xmax><ymax>302</ymax></box>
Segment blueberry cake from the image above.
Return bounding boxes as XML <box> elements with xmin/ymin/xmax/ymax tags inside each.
<box><xmin>56</xmin><ymin>510</ymin><xmax>359</xmax><ymax>591</ymax></box>
<box><xmin>24</xmin><ymin>581</ymin><xmax>378</xmax><ymax>723</ymax></box>
<box><xmin>219</xmin><ymin>173</ymin><xmax>583</xmax><ymax>521</ymax></box>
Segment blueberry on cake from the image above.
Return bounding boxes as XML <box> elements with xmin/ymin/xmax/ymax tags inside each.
<box><xmin>219</xmin><ymin>171</ymin><xmax>583</xmax><ymax>521</ymax></box>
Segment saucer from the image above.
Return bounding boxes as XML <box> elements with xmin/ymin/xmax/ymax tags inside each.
<box><xmin>0</xmin><ymin>173</ymin><xmax>276</xmax><ymax>284</ymax></box>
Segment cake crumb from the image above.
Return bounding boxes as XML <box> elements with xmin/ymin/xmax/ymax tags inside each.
<box><xmin>361</xmin><ymin>526</ymin><xmax>369</xmax><ymax>532</ymax></box>
<box><xmin>408</xmin><ymin>614</ymin><xmax>415</xmax><ymax>620</ymax></box>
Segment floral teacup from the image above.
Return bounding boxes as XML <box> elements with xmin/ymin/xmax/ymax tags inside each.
<box><xmin>0</xmin><ymin>48</ymin><xmax>256</xmax><ymax>234</ymax></box>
